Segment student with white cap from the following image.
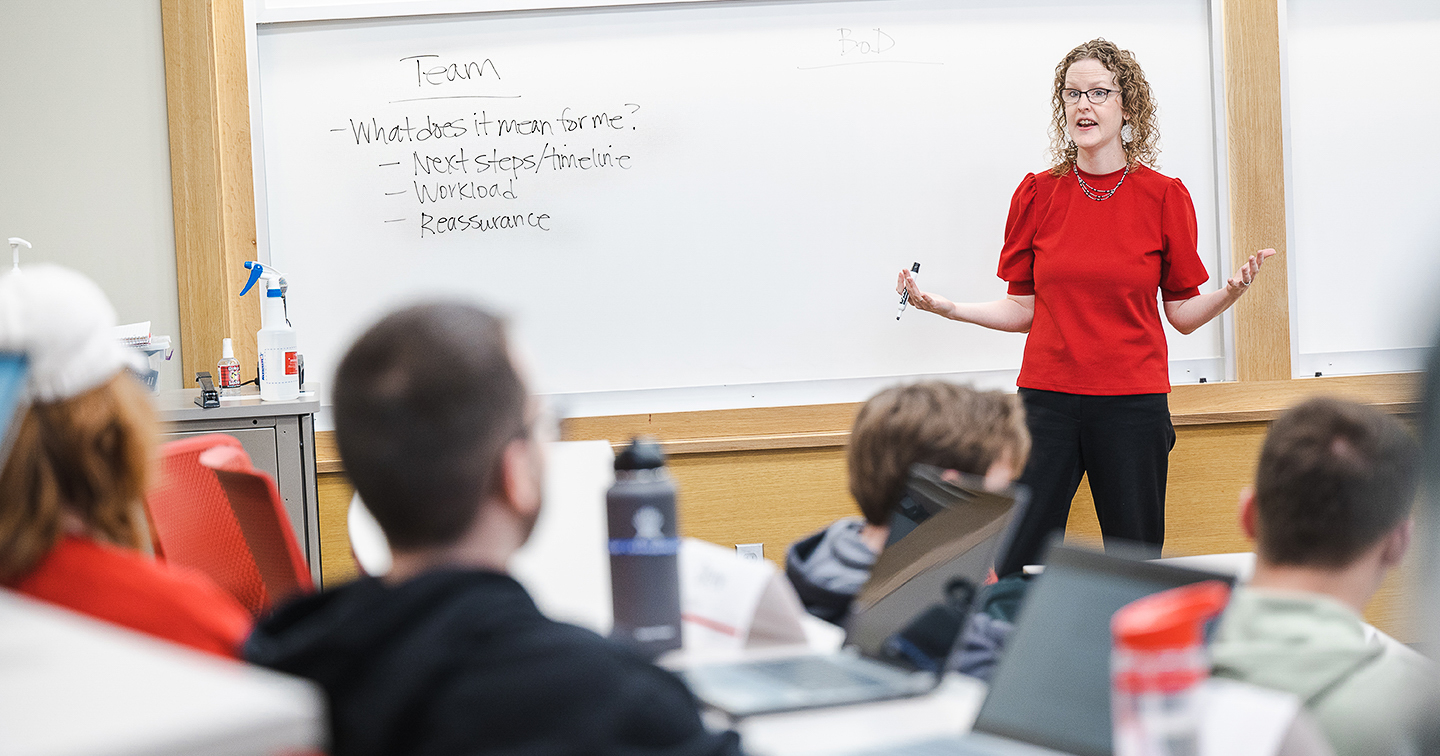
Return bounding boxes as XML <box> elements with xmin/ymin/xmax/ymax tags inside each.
<box><xmin>0</xmin><ymin>265</ymin><xmax>252</xmax><ymax>658</ymax></box>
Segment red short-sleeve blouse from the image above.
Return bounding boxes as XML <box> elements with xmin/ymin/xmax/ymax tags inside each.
<box><xmin>996</xmin><ymin>165</ymin><xmax>1209</xmax><ymax>395</ymax></box>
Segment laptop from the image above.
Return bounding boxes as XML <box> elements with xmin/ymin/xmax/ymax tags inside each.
<box><xmin>678</xmin><ymin>474</ymin><xmax>1026</xmax><ymax>719</ymax></box>
<box><xmin>846</xmin><ymin>544</ymin><xmax>1235</xmax><ymax>756</ymax></box>
<box><xmin>848</xmin><ymin>472</ymin><xmax>1029</xmax><ymax>658</ymax></box>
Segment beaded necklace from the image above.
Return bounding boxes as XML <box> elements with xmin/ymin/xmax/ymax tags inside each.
<box><xmin>1074</xmin><ymin>163</ymin><xmax>1130</xmax><ymax>201</ymax></box>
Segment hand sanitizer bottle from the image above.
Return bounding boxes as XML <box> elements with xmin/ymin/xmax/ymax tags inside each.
<box><xmin>217</xmin><ymin>338</ymin><xmax>242</xmax><ymax>398</ymax></box>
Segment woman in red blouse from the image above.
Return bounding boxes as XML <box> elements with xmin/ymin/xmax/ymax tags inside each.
<box><xmin>898</xmin><ymin>39</ymin><xmax>1274</xmax><ymax>574</ymax></box>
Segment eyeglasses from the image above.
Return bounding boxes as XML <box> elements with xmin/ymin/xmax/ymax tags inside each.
<box><xmin>527</xmin><ymin>399</ymin><xmax>560</xmax><ymax>445</ymax></box>
<box><xmin>1062</xmin><ymin>88</ymin><xmax>1119</xmax><ymax>105</ymax></box>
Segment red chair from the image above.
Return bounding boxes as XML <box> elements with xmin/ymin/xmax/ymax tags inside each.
<box><xmin>145</xmin><ymin>434</ymin><xmax>314</xmax><ymax>616</ymax></box>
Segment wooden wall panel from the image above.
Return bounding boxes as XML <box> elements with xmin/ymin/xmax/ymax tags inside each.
<box><xmin>160</xmin><ymin>0</ymin><xmax>260</xmax><ymax>388</ymax></box>
<box><xmin>317</xmin><ymin>473</ymin><xmax>359</xmax><ymax>587</ymax></box>
<box><xmin>669</xmin><ymin>446</ymin><xmax>852</xmax><ymax>563</ymax></box>
<box><xmin>1222</xmin><ymin>0</ymin><xmax>1292</xmax><ymax>381</ymax></box>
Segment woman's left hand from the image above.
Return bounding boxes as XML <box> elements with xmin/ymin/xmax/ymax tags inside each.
<box><xmin>1226</xmin><ymin>248</ymin><xmax>1278</xmax><ymax>296</ymax></box>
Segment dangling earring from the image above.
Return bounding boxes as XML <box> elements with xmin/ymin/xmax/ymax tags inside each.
<box><xmin>1121</xmin><ymin>123</ymin><xmax>1134</xmax><ymax>144</ymax></box>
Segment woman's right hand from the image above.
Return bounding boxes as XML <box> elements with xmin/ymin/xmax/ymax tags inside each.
<box><xmin>897</xmin><ymin>269</ymin><xmax>953</xmax><ymax>316</ymax></box>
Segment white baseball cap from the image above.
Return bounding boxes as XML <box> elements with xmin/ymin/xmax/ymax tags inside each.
<box><xmin>0</xmin><ymin>265</ymin><xmax>147</xmax><ymax>402</ymax></box>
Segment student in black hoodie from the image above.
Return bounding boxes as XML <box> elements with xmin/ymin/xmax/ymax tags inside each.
<box><xmin>244</xmin><ymin>303</ymin><xmax>739</xmax><ymax>756</ymax></box>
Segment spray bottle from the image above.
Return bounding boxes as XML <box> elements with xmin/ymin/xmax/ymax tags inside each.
<box><xmin>239</xmin><ymin>261</ymin><xmax>299</xmax><ymax>402</ymax></box>
<box><xmin>8</xmin><ymin>238</ymin><xmax>32</xmax><ymax>273</ymax></box>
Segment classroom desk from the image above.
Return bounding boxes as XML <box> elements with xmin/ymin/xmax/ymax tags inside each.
<box><xmin>706</xmin><ymin>666</ymin><xmax>1308</xmax><ymax>756</ymax></box>
<box><xmin>675</xmin><ymin>551</ymin><xmax>1306</xmax><ymax>756</ymax></box>
<box><xmin>0</xmin><ymin>588</ymin><xmax>324</xmax><ymax>756</ymax></box>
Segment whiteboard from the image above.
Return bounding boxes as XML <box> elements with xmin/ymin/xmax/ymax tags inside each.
<box><xmin>250</xmin><ymin>0</ymin><xmax>1226</xmax><ymax>417</ymax></box>
<box><xmin>1284</xmin><ymin>0</ymin><xmax>1440</xmax><ymax>378</ymax></box>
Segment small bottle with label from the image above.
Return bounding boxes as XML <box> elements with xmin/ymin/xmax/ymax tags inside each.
<box><xmin>216</xmin><ymin>338</ymin><xmax>242</xmax><ymax>398</ymax></box>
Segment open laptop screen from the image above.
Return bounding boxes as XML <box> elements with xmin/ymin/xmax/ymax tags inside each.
<box><xmin>848</xmin><ymin>480</ymin><xmax>1025</xmax><ymax>658</ymax></box>
<box><xmin>973</xmin><ymin>545</ymin><xmax>1233</xmax><ymax>756</ymax></box>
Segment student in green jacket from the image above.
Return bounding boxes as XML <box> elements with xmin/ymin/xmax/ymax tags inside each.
<box><xmin>1211</xmin><ymin>397</ymin><xmax>1437</xmax><ymax>756</ymax></box>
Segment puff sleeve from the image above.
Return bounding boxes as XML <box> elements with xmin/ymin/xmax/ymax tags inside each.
<box><xmin>996</xmin><ymin>173</ymin><xmax>1040</xmax><ymax>297</ymax></box>
<box><xmin>1158</xmin><ymin>178</ymin><xmax>1208</xmax><ymax>301</ymax></box>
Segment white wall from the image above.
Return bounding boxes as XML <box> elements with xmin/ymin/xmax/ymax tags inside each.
<box><xmin>0</xmin><ymin>0</ymin><xmax>183</xmax><ymax>389</ymax></box>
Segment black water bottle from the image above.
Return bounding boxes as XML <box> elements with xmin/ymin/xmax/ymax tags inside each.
<box><xmin>607</xmin><ymin>437</ymin><xmax>682</xmax><ymax>659</ymax></box>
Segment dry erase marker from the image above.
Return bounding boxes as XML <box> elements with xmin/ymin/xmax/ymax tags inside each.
<box><xmin>897</xmin><ymin>262</ymin><xmax>920</xmax><ymax>320</ymax></box>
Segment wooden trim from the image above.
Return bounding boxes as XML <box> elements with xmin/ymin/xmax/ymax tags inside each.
<box><xmin>315</xmin><ymin>431</ymin><xmax>344</xmax><ymax>474</ymax></box>
<box><xmin>561</xmin><ymin>402</ymin><xmax>860</xmax><ymax>448</ymax></box>
<box><xmin>312</xmin><ymin>373</ymin><xmax>1422</xmax><ymax>472</ymax></box>
<box><xmin>1222</xmin><ymin>0</ymin><xmax>1292</xmax><ymax>381</ymax></box>
<box><xmin>161</xmin><ymin>0</ymin><xmax>260</xmax><ymax>389</ymax></box>
<box><xmin>1167</xmin><ymin>372</ymin><xmax>1420</xmax><ymax>423</ymax></box>
<box><xmin>560</xmin><ymin>373</ymin><xmax>1419</xmax><ymax>454</ymax></box>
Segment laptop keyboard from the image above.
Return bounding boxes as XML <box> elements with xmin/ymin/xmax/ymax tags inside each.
<box><xmin>746</xmin><ymin>657</ymin><xmax>890</xmax><ymax>689</ymax></box>
<box><xmin>878</xmin><ymin>739</ymin><xmax>972</xmax><ymax>756</ymax></box>
<box><xmin>849</xmin><ymin>735</ymin><xmax>1037</xmax><ymax>756</ymax></box>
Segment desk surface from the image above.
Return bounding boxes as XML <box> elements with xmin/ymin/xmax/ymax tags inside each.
<box><xmin>728</xmin><ymin>671</ymin><xmax>1307</xmax><ymax>756</ymax></box>
<box><xmin>733</xmin><ymin>673</ymin><xmax>986</xmax><ymax>756</ymax></box>
<box><xmin>0</xmin><ymin>589</ymin><xmax>324</xmax><ymax>756</ymax></box>
<box><xmin>154</xmin><ymin>386</ymin><xmax>320</xmax><ymax>422</ymax></box>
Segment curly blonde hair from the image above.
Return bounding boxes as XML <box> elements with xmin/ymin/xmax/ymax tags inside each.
<box><xmin>0</xmin><ymin>374</ymin><xmax>155</xmax><ymax>582</ymax></box>
<box><xmin>1047</xmin><ymin>39</ymin><xmax>1160</xmax><ymax>176</ymax></box>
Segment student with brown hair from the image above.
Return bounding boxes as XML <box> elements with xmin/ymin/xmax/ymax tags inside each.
<box><xmin>1211</xmin><ymin>397</ymin><xmax>1436</xmax><ymax>756</ymax></box>
<box><xmin>244</xmin><ymin>302</ymin><xmax>739</xmax><ymax>756</ymax></box>
<box><xmin>0</xmin><ymin>266</ymin><xmax>251</xmax><ymax>658</ymax></box>
<box><xmin>785</xmin><ymin>381</ymin><xmax>1029</xmax><ymax>624</ymax></box>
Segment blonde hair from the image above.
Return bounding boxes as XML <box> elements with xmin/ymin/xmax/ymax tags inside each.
<box><xmin>0</xmin><ymin>374</ymin><xmax>155</xmax><ymax>581</ymax></box>
<box><xmin>1047</xmin><ymin>39</ymin><xmax>1161</xmax><ymax>176</ymax></box>
<box><xmin>847</xmin><ymin>382</ymin><xmax>1030</xmax><ymax>526</ymax></box>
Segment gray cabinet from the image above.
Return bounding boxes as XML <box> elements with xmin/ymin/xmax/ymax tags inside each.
<box><xmin>154</xmin><ymin>389</ymin><xmax>321</xmax><ymax>584</ymax></box>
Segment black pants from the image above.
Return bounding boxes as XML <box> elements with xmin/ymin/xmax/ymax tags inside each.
<box><xmin>997</xmin><ymin>389</ymin><xmax>1175</xmax><ymax>577</ymax></box>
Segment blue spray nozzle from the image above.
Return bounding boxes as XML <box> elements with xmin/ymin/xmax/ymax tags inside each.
<box><xmin>240</xmin><ymin>261</ymin><xmax>286</xmax><ymax>296</ymax></box>
<box><xmin>240</xmin><ymin>261</ymin><xmax>266</xmax><ymax>296</ymax></box>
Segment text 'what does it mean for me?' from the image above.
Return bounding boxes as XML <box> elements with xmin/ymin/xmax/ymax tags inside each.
<box><xmin>346</xmin><ymin>108</ymin><xmax>635</xmax><ymax>146</ymax></box>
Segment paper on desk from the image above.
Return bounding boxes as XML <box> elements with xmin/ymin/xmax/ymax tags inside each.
<box><xmin>113</xmin><ymin>321</ymin><xmax>151</xmax><ymax>346</ymax></box>
<box><xmin>679</xmin><ymin>538</ymin><xmax>806</xmax><ymax>651</ymax></box>
<box><xmin>1199</xmin><ymin>678</ymin><xmax>1307</xmax><ymax>756</ymax></box>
